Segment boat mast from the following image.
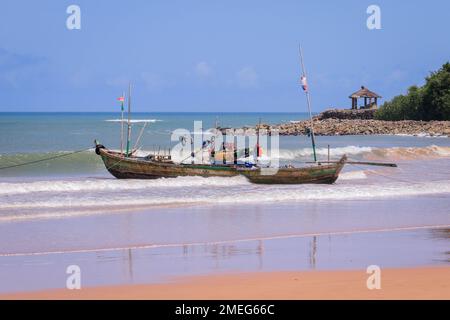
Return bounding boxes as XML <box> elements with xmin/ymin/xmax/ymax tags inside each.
<box><xmin>126</xmin><ymin>83</ymin><xmax>132</xmax><ymax>157</ymax></box>
<box><xmin>120</xmin><ymin>91</ymin><xmax>125</xmax><ymax>156</ymax></box>
<box><xmin>299</xmin><ymin>45</ymin><xmax>317</xmax><ymax>162</ymax></box>
<box><xmin>256</xmin><ymin>117</ymin><xmax>261</xmax><ymax>158</ymax></box>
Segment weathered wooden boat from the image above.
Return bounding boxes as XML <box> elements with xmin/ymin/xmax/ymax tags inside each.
<box><xmin>95</xmin><ymin>143</ymin><xmax>347</xmax><ymax>184</ymax></box>
<box><xmin>97</xmin><ymin>49</ymin><xmax>401</xmax><ymax>184</ymax></box>
<box><xmin>95</xmin><ymin>50</ymin><xmax>352</xmax><ymax>185</ymax></box>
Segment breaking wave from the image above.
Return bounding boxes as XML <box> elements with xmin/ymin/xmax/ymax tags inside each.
<box><xmin>395</xmin><ymin>133</ymin><xmax>448</xmax><ymax>138</ymax></box>
<box><xmin>367</xmin><ymin>145</ymin><xmax>450</xmax><ymax>160</ymax></box>
<box><xmin>278</xmin><ymin>146</ymin><xmax>373</xmax><ymax>160</ymax></box>
<box><xmin>277</xmin><ymin>145</ymin><xmax>450</xmax><ymax>161</ymax></box>
<box><xmin>0</xmin><ymin>176</ymin><xmax>249</xmax><ymax>196</ymax></box>
<box><xmin>1</xmin><ymin>180</ymin><xmax>450</xmax><ymax>222</ymax></box>
<box><xmin>339</xmin><ymin>170</ymin><xmax>368</xmax><ymax>180</ymax></box>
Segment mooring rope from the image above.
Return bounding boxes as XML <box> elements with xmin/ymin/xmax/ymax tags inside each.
<box><xmin>0</xmin><ymin>147</ymin><xmax>93</xmax><ymax>171</ymax></box>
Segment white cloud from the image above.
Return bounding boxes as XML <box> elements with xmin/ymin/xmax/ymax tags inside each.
<box><xmin>236</xmin><ymin>66</ymin><xmax>258</xmax><ymax>88</ymax></box>
<box><xmin>195</xmin><ymin>61</ymin><xmax>213</xmax><ymax>77</ymax></box>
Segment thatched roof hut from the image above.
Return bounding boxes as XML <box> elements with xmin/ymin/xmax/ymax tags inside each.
<box><xmin>349</xmin><ymin>86</ymin><xmax>382</xmax><ymax>109</ymax></box>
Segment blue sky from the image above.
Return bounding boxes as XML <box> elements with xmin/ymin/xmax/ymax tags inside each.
<box><xmin>0</xmin><ymin>0</ymin><xmax>449</xmax><ymax>112</ymax></box>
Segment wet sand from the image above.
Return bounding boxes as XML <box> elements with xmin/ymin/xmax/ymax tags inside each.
<box><xmin>2</xmin><ymin>266</ymin><xmax>449</xmax><ymax>300</ymax></box>
<box><xmin>0</xmin><ymin>225</ymin><xmax>449</xmax><ymax>295</ymax></box>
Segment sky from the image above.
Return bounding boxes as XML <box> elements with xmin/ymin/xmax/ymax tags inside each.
<box><xmin>0</xmin><ymin>0</ymin><xmax>449</xmax><ymax>112</ymax></box>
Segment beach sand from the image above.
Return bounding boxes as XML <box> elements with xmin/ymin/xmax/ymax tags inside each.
<box><xmin>2</xmin><ymin>266</ymin><xmax>449</xmax><ymax>300</ymax></box>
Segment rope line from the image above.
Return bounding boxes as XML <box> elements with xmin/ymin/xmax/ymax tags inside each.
<box><xmin>0</xmin><ymin>148</ymin><xmax>93</xmax><ymax>171</ymax></box>
<box><xmin>105</xmin><ymin>154</ymin><xmax>128</xmax><ymax>171</ymax></box>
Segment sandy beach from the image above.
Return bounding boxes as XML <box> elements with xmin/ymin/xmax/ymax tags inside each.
<box><xmin>2</xmin><ymin>266</ymin><xmax>449</xmax><ymax>300</ymax></box>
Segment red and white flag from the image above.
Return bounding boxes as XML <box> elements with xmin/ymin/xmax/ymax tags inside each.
<box><xmin>117</xmin><ymin>96</ymin><xmax>125</xmax><ymax>102</ymax></box>
<box><xmin>300</xmin><ymin>76</ymin><xmax>308</xmax><ymax>92</ymax></box>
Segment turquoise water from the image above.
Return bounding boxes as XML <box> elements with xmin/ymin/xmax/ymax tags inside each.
<box><xmin>0</xmin><ymin>111</ymin><xmax>449</xmax><ymax>223</ymax></box>
<box><xmin>0</xmin><ymin>112</ymin><xmax>449</xmax><ymax>293</ymax></box>
<box><xmin>1</xmin><ymin>112</ymin><xmax>449</xmax><ymax>177</ymax></box>
<box><xmin>0</xmin><ymin>112</ymin><xmax>309</xmax><ymax>154</ymax></box>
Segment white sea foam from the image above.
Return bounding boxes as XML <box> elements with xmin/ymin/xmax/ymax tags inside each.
<box><xmin>339</xmin><ymin>170</ymin><xmax>368</xmax><ymax>180</ymax></box>
<box><xmin>277</xmin><ymin>145</ymin><xmax>450</xmax><ymax>161</ymax></box>
<box><xmin>0</xmin><ymin>176</ymin><xmax>250</xmax><ymax>196</ymax></box>
<box><xmin>370</xmin><ymin>145</ymin><xmax>450</xmax><ymax>159</ymax></box>
<box><xmin>395</xmin><ymin>133</ymin><xmax>448</xmax><ymax>138</ymax></box>
<box><xmin>431</xmin><ymin>145</ymin><xmax>450</xmax><ymax>156</ymax></box>
<box><xmin>278</xmin><ymin>146</ymin><xmax>373</xmax><ymax>160</ymax></box>
<box><xmin>2</xmin><ymin>180</ymin><xmax>450</xmax><ymax>212</ymax></box>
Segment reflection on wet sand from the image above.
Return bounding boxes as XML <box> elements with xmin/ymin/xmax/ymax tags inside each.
<box><xmin>309</xmin><ymin>236</ymin><xmax>317</xmax><ymax>269</ymax></box>
<box><xmin>430</xmin><ymin>228</ymin><xmax>450</xmax><ymax>262</ymax></box>
<box><xmin>0</xmin><ymin>227</ymin><xmax>449</xmax><ymax>294</ymax></box>
<box><xmin>96</xmin><ymin>227</ymin><xmax>449</xmax><ymax>289</ymax></box>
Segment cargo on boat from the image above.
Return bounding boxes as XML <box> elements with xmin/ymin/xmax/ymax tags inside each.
<box><xmin>95</xmin><ymin>144</ymin><xmax>347</xmax><ymax>184</ymax></box>
<box><xmin>94</xmin><ymin>48</ymin><xmax>396</xmax><ymax>184</ymax></box>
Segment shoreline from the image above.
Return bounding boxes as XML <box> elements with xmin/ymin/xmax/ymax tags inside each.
<box><xmin>2</xmin><ymin>266</ymin><xmax>449</xmax><ymax>300</ymax></box>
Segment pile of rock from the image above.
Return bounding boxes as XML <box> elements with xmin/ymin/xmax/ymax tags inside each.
<box><xmin>315</xmin><ymin>108</ymin><xmax>376</xmax><ymax>120</ymax></box>
<box><xmin>274</xmin><ymin>119</ymin><xmax>450</xmax><ymax>136</ymax></box>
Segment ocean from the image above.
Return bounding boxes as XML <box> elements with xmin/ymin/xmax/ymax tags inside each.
<box><xmin>0</xmin><ymin>112</ymin><xmax>449</xmax><ymax>293</ymax></box>
<box><xmin>1</xmin><ymin>112</ymin><xmax>450</xmax><ymax>221</ymax></box>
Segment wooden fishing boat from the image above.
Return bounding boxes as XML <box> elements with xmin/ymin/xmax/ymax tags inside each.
<box><xmin>95</xmin><ymin>143</ymin><xmax>347</xmax><ymax>184</ymax></box>
<box><xmin>95</xmin><ymin>49</ymin><xmax>352</xmax><ymax>185</ymax></box>
<box><xmin>96</xmin><ymin>49</ymin><xmax>397</xmax><ymax>184</ymax></box>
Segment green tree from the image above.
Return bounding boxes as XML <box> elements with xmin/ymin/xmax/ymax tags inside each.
<box><xmin>375</xmin><ymin>62</ymin><xmax>450</xmax><ymax>121</ymax></box>
<box><xmin>421</xmin><ymin>62</ymin><xmax>450</xmax><ymax>120</ymax></box>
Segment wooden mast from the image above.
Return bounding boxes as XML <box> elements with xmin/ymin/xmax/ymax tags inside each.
<box><xmin>120</xmin><ymin>91</ymin><xmax>125</xmax><ymax>156</ymax></box>
<box><xmin>299</xmin><ymin>45</ymin><xmax>317</xmax><ymax>162</ymax></box>
<box><xmin>256</xmin><ymin>117</ymin><xmax>261</xmax><ymax>158</ymax></box>
<box><xmin>126</xmin><ymin>83</ymin><xmax>132</xmax><ymax>157</ymax></box>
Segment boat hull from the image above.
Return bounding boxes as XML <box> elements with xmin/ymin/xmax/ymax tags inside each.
<box><xmin>99</xmin><ymin>148</ymin><xmax>239</xmax><ymax>179</ymax></box>
<box><xmin>240</xmin><ymin>164</ymin><xmax>344</xmax><ymax>184</ymax></box>
<box><xmin>97</xmin><ymin>147</ymin><xmax>346</xmax><ymax>184</ymax></box>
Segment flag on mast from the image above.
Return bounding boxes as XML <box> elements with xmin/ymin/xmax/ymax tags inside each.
<box><xmin>300</xmin><ymin>76</ymin><xmax>308</xmax><ymax>92</ymax></box>
<box><xmin>117</xmin><ymin>96</ymin><xmax>125</xmax><ymax>111</ymax></box>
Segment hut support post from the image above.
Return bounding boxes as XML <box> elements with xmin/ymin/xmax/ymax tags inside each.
<box><xmin>222</xmin><ymin>132</ymin><xmax>226</xmax><ymax>165</ymax></box>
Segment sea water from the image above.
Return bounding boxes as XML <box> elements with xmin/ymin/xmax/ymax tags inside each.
<box><xmin>1</xmin><ymin>112</ymin><xmax>450</xmax><ymax>221</ymax></box>
<box><xmin>0</xmin><ymin>112</ymin><xmax>450</xmax><ymax>292</ymax></box>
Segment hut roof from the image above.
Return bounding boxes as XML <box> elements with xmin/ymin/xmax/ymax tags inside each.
<box><xmin>349</xmin><ymin>86</ymin><xmax>382</xmax><ymax>99</ymax></box>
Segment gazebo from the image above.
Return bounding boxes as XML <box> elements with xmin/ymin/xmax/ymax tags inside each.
<box><xmin>350</xmin><ymin>86</ymin><xmax>382</xmax><ymax>109</ymax></box>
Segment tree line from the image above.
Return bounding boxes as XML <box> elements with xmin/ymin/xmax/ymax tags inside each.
<box><xmin>375</xmin><ymin>62</ymin><xmax>450</xmax><ymax>121</ymax></box>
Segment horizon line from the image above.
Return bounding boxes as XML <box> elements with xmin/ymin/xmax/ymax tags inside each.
<box><xmin>0</xmin><ymin>111</ymin><xmax>314</xmax><ymax>114</ymax></box>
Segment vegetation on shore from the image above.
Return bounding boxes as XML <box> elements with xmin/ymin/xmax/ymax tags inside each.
<box><xmin>375</xmin><ymin>62</ymin><xmax>450</xmax><ymax>121</ymax></box>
